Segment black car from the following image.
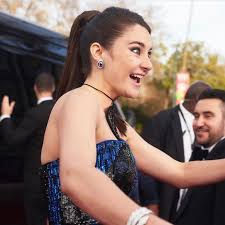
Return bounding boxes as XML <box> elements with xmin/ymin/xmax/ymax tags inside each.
<box><xmin>0</xmin><ymin>12</ymin><xmax>67</xmax><ymax>225</ymax></box>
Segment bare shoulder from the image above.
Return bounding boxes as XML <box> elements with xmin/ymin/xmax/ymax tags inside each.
<box><xmin>51</xmin><ymin>88</ymin><xmax>100</xmax><ymax>122</ymax></box>
<box><xmin>66</xmin><ymin>88</ymin><xmax>99</xmax><ymax>105</ymax></box>
<box><xmin>42</xmin><ymin>88</ymin><xmax>100</xmax><ymax>164</ymax></box>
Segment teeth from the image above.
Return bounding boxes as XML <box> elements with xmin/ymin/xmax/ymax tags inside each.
<box><xmin>130</xmin><ymin>74</ymin><xmax>141</xmax><ymax>83</ymax></box>
<box><xmin>131</xmin><ymin>74</ymin><xmax>142</xmax><ymax>78</ymax></box>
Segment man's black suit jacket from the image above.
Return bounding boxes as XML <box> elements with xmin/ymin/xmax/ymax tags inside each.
<box><xmin>142</xmin><ymin>105</ymin><xmax>184</xmax><ymax>220</ymax></box>
<box><xmin>173</xmin><ymin>139</ymin><xmax>225</xmax><ymax>225</ymax></box>
<box><xmin>0</xmin><ymin>100</ymin><xmax>54</xmax><ymax>189</ymax></box>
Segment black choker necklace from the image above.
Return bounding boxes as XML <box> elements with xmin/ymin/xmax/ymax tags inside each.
<box><xmin>84</xmin><ymin>84</ymin><xmax>114</xmax><ymax>102</ymax></box>
<box><xmin>83</xmin><ymin>83</ymin><xmax>121</xmax><ymax>140</ymax></box>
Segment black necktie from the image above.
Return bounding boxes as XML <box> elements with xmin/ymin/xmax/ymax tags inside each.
<box><xmin>190</xmin><ymin>145</ymin><xmax>209</xmax><ymax>161</ymax></box>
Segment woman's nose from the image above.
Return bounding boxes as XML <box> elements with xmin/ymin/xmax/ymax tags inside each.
<box><xmin>141</xmin><ymin>57</ymin><xmax>152</xmax><ymax>74</ymax></box>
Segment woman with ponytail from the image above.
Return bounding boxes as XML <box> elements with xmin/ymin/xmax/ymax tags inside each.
<box><xmin>41</xmin><ymin>7</ymin><xmax>225</xmax><ymax>225</ymax></box>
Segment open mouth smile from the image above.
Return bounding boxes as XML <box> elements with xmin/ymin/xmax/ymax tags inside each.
<box><xmin>130</xmin><ymin>74</ymin><xmax>143</xmax><ymax>85</ymax></box>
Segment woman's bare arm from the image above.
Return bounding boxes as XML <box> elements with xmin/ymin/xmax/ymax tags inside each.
<box><xmin>58</xmin><ymin>92</ymin><xmax>172</xmax><ymax>225</ymax></box>
<box><xmin>126</xmin><ymin>124</ymin><xmax>225</xmax><ymax>188</ymax></box>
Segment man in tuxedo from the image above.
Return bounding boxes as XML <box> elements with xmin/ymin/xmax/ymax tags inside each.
<box><xmin>141</xmin><ymin>81</ymin><xmax>211</xmax><ymax>221</ymax></box>
<box><xmin>0</xmin><ymin>72</ymin><xmax>55</xmax><ymax>225</ymax></box>
<box><xmin>173</xmin><ymin>89</ymin><xmax>225</xmax><ymax>225</ymax></box>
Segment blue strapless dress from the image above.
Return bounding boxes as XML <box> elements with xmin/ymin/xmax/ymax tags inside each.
<box><xmin>41</xmin><ymin>139</ymin><xmax>139</xmax><ymax>225</ymax></box>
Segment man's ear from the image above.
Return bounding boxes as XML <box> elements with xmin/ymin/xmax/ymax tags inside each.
<box><xmin>90</xmin><ymin>42</ymin><xmax>104</xmax><ymax>62</ymax></box>
<box><xmin>224</xmin><ymin>119</ymin><xmax>225</xmax><ymax>135</ymax></box>
<box><xmin>52</xmin><ymin>85</ymin><xmax>55</xmax><ymax>93</ymax></box>
<box><xmin>33</xmin><ymin>85</ymin><xmax>39</xmax><ymax>97</ymax></box>
<box><xmin>33</xmin><ymin>85</ymin><xmax>37</xmax><ymax>93</ymax></box>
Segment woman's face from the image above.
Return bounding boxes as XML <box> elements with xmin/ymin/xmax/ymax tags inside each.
<box><xmin>103</xmin><ymin>24</ymin><xmax>153</xmax><ymax>99</ymax></box>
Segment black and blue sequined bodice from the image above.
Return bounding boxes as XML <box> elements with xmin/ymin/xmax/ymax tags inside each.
<box><xmin>41</xmin><ymin>140</ymin><xmax>139</xmax><ymax>225</ymax></box>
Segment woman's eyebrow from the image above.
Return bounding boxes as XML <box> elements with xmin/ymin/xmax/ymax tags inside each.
<box><xmin>129</xmin><ymin>41</ymin><xmax>144</xmax><ymax>47</ymax></box>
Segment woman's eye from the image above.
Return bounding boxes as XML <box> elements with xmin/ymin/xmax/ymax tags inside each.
<box><xmin>148</xmin><ymin>51</ymin><xmax>152</xmax><ymax>59</ymax></box>
<box><xmin>131</xmin><ymin>47</ymin><xmax>140</xmax><ymax>55</ymax></box>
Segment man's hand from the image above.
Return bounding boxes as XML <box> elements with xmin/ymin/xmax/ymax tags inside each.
<box><xmin>1</xmin><ymin>96</ymin><xmax>15</xmax><ymax>115</ymax></box>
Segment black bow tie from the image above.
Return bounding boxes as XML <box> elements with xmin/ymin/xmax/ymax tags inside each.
<box><xmin>190</xmin><ymin>145</ymin><xmax>209</xmax><ymax>161</ymax></box>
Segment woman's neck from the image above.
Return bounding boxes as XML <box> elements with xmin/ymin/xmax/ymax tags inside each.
<box><xmin>84</xmin><ymin>77</ymin><xmax>118</xmax><ymax>101</ymax></box>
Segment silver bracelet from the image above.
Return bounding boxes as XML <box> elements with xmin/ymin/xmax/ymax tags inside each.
<box><xmin>137</xmin><ymin>214</ymin><xmax>150</xmax><ymax>225</ymax></box>
<box><xmin>126</xmin><ymin>207</ymin><xmax>152</xmax><ymax>225</ymax></box>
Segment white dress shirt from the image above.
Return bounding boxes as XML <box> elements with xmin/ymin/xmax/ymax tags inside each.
<box><xmin>37</xmin><ymin>96</ymin><xmax>53</xmax><ymax>105</ymax></box>
<box><xmin>176</xmin><ymin>102</ymin><xmax>195</xmax><ymax>210</ymax></box>
<box><xmin>0</xmin><ymin>114</ymin><xmax>10</xmax><ymax>122</ymax></box>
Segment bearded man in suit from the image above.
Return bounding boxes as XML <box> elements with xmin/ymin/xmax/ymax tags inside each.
<box><xmin>173</xmin><ymin>88</ymin><xmax>225</xmax><ymax>225</ymax></box>
<box><xmin>0</xmin><ymin>72</ymin><xmax>55</xmax><ymax>225</ymax></box>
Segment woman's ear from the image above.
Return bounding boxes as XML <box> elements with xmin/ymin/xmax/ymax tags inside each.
<box><xmin>90</xmin><ymin>42</ymin><xmax>104</xmax><ymax>61</ymax></box>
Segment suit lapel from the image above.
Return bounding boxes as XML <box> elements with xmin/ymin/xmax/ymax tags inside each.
<box><xmin>173</xmin><ymin>188</ymin><xmax>193</xmax><ymax>222</ymax></box>
<box><xmin>171</xmin><ymin>106</ymin><xmax>185</xmax><ymax>162</ymax></box>
<box><xmin>166</xmin><ymin>107</ymin><xmax>185</xmax><ymax>221</ymax></box>
<box><xmin>206</xmin><ymin>139</ymin><xmax>225</xmax><ymax>160</ymax></box>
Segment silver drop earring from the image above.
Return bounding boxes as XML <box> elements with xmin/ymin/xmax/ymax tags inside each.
<box><xmin>97</xmin><ymin>59</ymin><xmax>104</xmax><ymax>69</ymax></box>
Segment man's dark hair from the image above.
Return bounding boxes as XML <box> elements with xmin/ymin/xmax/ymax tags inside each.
<box><xmin>198</xmin><ymin>89</ymin><xmax>225</xmax><ymax>102</ymax></box>
<box><xmin>198</xmin><ymin>88</ymin><xmax>225</xmax><ymax>116</ymax></box>
<box><xmin>34</xmin><ymin>72</ymin><xmax>55</xmax><ymax>92</ymax></box>
<box><xmin>183</xmin><ymin>81</ymin><xmax>211</xmax><ymax>113</ymax></box>
<box><xmin>185</xmin><ymin>81</ymin><xmax>211</xmax><ymax>101</ymax></box>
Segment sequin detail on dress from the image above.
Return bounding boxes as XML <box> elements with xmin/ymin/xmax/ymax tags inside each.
<box><xmin>41</xmin><ymin>140</ymin><xmax>138</xmax><ymax>225</ymax></box>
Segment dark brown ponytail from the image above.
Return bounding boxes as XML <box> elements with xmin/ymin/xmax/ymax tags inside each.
<box><xmin>56</xmin><ymin>10</ymin><xmax>100</xmax><ymax>99</ymax></box>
